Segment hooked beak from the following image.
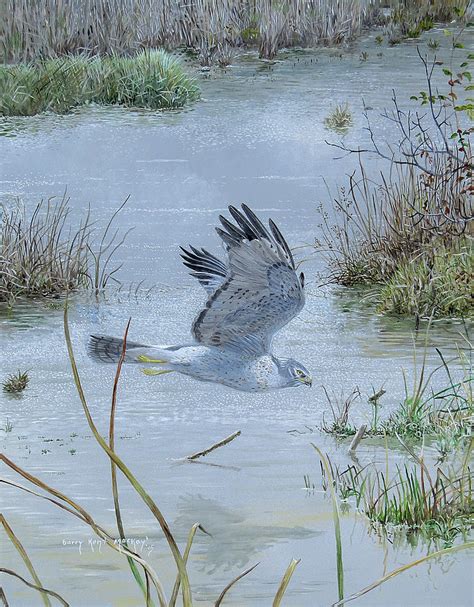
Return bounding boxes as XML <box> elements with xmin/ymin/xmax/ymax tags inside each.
<box><xmin>298</xmin><ymin>375</ymin><xmax>313</xmax><ymax>387</ymax></box>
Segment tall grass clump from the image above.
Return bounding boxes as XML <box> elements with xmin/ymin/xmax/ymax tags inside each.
<box><xmin>324</xmin><ymin>103</ymin><xmax>353</xmax><ymax>134</ymax></box>
<box><xmin>0</xmin><ymin>50</ymin><xmax>199</xmax><ymax>116</ymax></box>
<box><xmin>0</xmin><ymin>194</ymin><xmax>127</xmax><ymax>304</ymax></box>
<box><xmin>316</xmin><ymin>49</ymin><xmax>473</xmax><ymax>319</ymax></box>
<box><xmin>319</xmin><ymin>443</ymin><xmax>473</xmax><ymax>547</ymax></box>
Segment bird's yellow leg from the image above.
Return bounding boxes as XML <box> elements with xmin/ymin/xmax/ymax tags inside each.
<box><xmin>142</xmin><ymin>368</ymin><xmax>174</xmax><ymax>377</ymax></box>
<box><xmin>137</xmin><ymin>355</ymin><xmax>168</xmax><ymax>364</ymax></box>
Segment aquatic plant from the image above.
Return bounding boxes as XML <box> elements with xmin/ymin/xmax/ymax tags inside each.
<box><xmin>1</xmin><ymin>418</ymin><xmax>14</xmax><ymax>433</ymax></box>
<box><xmin>2</xmin><ymin>370</ymin><xmax>29</xmax><ymax>393</ymax></box>
<box><xmin>318</xmin><ymin>442</ymin><xmax>473</xmax><ymax>547</ymax></box>
<box><xmin>320</xmin><ymin>386</ymin><xmax>359</xmax><ymax>437</ymax></box>
<box><xmin>0</xmin><ymin>50</ymin><xmax>199</xmax><ymax>116</ymax></box>
<box><xmin>0</xmin><ymin>194</ymin><xmax>127</xmax><ymax>304</ymax></box>
<box><xmin>323</xmin><ymin>102</ymin><xmax>353</xmax><ymax>134</ymax></box>
<box><xmin>319</xmin><ymin>337</ymin><xmax>473</xmax><ymax>452</ymax></box>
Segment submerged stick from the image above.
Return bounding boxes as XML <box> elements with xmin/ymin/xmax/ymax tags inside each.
<box><xmin>348</xmin><ymin>425</ymin><xmax>366</xmax><ymax>454</ymax></box>
<box><xmin>184</xmin><ymin>431</ymin><xmax>241</xmax><ymax>460</ymax></box>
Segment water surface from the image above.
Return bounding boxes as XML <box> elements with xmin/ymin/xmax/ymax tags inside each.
<box><xmin>1</xmin><ymin>28</ymin><xmax>473</xmax><ymax>606</ymax></box>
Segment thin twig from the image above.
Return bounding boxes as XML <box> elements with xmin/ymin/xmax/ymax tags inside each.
<box><xmin>184</xmin><ymin>431</ymin><xmax>241</xmax><ymax>460</ymax></box>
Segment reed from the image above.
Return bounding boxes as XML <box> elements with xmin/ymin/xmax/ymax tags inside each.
<box><xmin>0</xmin><ymin>0</ymin><xmax>383</xmax><ymax>64</ymax></box>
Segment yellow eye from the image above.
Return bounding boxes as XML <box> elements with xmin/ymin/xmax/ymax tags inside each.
<box><xmin>296</xmin><ymin>369</ymin><xmax>305</xmax><ymax>377</ymax></box>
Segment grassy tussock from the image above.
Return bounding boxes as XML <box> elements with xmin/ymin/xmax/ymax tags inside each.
<box><xmin>0</xmin><ymin>50</ymin><xmax>199</xmax><ymax>116</ymax></box>
<box><xmin>2</xmin><ymin>370</ymin><xmax>29</xmax><ymax>393</ymax></box>
<box><xmin>0</xmin><ymin>195</ymin><xmax>126</xmax><ymax>304</ymax></box>
<box><xmin>320</xmin><ymin>341</ymin><xmax>473</xmax><ymax>458</ymax></box>
<box><xmin>376</xmin><ymin>244</ymin><xmax>473</xmax><ymax>318</ymax></box>
<box><xmin>324</xmin><ymin>103</ymin><xmax>353</xmax><ymax>135</ymax></box>
<box><xmin>321</xmin><ymin>451</ymin><xmax>473</xmax><ymax>546</ymax></box>
<box><xmin>316</xmin><ymin>160</ymin><xmax>473</xmax><ymax>319</ymax></box>
<box><xmin>0</xmin><ymin>197</ymin><xmax>89</xmax><ymax>301</ymax></box>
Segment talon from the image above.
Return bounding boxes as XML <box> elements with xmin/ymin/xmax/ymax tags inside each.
<box><xmin>137</xmin><ymin>355</ymin><xmax>167</xmax><ymax>364</ymax></box>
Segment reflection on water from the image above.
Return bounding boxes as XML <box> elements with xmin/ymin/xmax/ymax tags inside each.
<box><xmin>1</xmin><ymin>27</ymin><xmax>473</xmax><ymax>607</ymax></box>
<box><xmin>174</xmin><ymin>495</ymin><xmax>317</xmax><ymax>573</ymax></box>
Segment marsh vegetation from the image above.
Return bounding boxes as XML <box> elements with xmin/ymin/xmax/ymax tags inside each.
<box><xmin>0</xmin><ymin>195</ymin><xmax>127</xmax><ymax>304</ymax></box>
<box><xmin>0</xmin><ymin>50</ymin><xmax>199</xmax><ymax>116</ymax></box>
<box><xmin>321</xmin><ymin>335</ymin><xmax>473</xmax><ymax>448</ymax></box>
<box><xmin>2</xmin><ymin>370</ymin><xmax>29</xmax><ymax>394</ymax></box>
<box><xmin>317</xmin><ymin>47</ymin><xmax>473</xmax><ymax>320</ymax></box>
<box><xmin>324</xmin><ymin>103</ymin><xmax>353</xmax><ymax>134</ymax></box>
<box><xmin>1</xmin><ymin>5</ymin><xmax>473</xmax><ymax>607</ymax></box>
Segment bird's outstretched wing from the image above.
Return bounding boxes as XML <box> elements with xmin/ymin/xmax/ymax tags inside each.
<box><xmin>180</xmin><ymin>245</ymin><xmax>228</xmax><ymax>294</ymax></box>
<box><xmin>190</xmin><ymin>204</ymin><xmax>305</xmax><ymax>356</ymax></box>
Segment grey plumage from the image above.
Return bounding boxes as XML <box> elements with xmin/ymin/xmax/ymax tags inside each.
<box><xmin>88</xmin><ymin>205</ymin><xmax>311</xmax><ymax>392</ymax></box>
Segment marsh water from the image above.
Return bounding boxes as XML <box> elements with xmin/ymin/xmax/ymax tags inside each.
<box><xmin>1</xmin><ymin>29</ymin><xmax>473</xmax><ymax>606</ymax></box>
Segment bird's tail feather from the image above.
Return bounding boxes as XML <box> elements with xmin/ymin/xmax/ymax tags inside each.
<box><xmin>88</xmin><ymin>335</ymin><xmax>162</xmax><ymax>364</ymax></box>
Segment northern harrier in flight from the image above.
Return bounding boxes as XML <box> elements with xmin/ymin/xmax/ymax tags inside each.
<box><xmin>89</xmin><ymin>205</ymin><xmax>311</xmax><ymax>391</ymax></box>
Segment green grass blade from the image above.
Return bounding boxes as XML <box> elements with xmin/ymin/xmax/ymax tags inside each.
<box><xmin>108</xmin><ymin>319</ymin><xmax>153</xmax><ymax>606</ymax></box>
<box><xmin>169</xmin><ymin>523</ymin><xmax>209</xmax><ymax>607</ymax></box>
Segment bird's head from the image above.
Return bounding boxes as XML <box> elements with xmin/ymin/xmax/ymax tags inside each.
<box><xmin>279</xmin><ymin>358</ymin><xmax>312</xmax><ymax>388</ymax></box>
